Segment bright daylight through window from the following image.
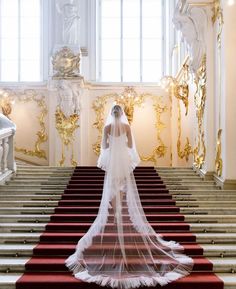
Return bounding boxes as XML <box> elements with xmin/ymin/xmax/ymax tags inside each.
<box><xmin>99</xmin><ymin>0</ymin><xmax>164</xmax><ymax>82</ymax></box>
<box><xmin>0</xmin><ymin>0</ymin><xmax>41</xmax><ymax>82</ymax></box>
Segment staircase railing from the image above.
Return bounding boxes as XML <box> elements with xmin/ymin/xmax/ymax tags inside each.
<box><xmin>0</xmin><ymin>116</ymin><xmax>16</xmax><ymax>184</ymax></box>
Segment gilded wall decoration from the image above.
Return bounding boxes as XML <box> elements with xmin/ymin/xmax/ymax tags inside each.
<box><xmin>1</xmin><ymin>89</ymin><xmax>49</xmax><ymax>160</ymax></box>
<box><xmin>193</xmin><ymin>55</ymin><xmax>207</xmax><ymax>169</ymax></box>
<box><xmin>177</xmin><ymin>100</ymin><xmax>192</xmax><ymax>162</ymax></box>
<box><xmin>14</xmin><ymin>90</ymin><xmax>48</xmax><ymax>159</ymax></box>
<box><xmin>161</xmin><ymin>57</ymin><xmax>190</xmax><ymax>116</ymax></box>
<box><xmin>161</xmin><ymin>57</ymin><xmax>193</xmax><ymax>163</ymax></box>
<box><xmin>140</xmin><ymin>95</ymin><xmax>168</xmax><ymax>165</ymax></box>
<box><xmin>52</xmin><ymin>46</ymin><xmax>81</xmax><ymax>78</ymax></box>
<box><xmin>55</xmin><ymin>106</ymin><xmax>79</xmax><ymax>167</ymax></box>
<box><xmin>117</xmin><ymin>87</ymin><xmax>144</xmax><ymax>124</ymax></box>
<box><xmin>212</xmin><ymin>0</ymin><xmax>224</xmax><ymax>47</ymax></box>
<box><xmin>215</xmin><ymin>128</ymin><xmax>223</xmax><ymax>177</ymax></box>
<box><xmin>92</xmin><ymin>88</ymin><xmax>168</xmax><ymax>165</ymax></box>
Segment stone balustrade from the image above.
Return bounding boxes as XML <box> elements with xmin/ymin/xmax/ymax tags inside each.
<box><xmin>0</xmin><ymin>114</ymin><xmax>16</xmax><ymax>184</ymax></box>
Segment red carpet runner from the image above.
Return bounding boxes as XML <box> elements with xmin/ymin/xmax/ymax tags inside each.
<box><xmin>16</xmin><ymin>167</ymin><xmax>224</xmax><ymax>289</ymax></box>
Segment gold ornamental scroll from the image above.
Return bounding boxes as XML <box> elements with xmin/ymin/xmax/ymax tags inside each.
<box><xmin>92</xmin><ymin>88</ymin><xmax>168</xmax><ymax>166</ymax></box>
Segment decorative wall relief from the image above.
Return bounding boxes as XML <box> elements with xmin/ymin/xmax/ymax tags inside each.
<box><xmin>92</xmin><ymin>88</ymin><xmax>168</xmax><ymax>166</ymax></box>
<box><xmin>161</xmin><ymin>57</ymin><xmax>193</xmax><ymax>163</ymax></box>
<box><xmin>14</xmin><ymin>90</ymin><xmax>48</xmax><ymax>160</ymax></box>
<box><xmin>177</xmin><ymin>100</ymin><xmax>192</xmax><ymax>162</ymax></box>
<box><xmin>193</xmin><ymin>55</ymin><xmax>207</xmax><ymax>169</ymax></box>
<box><xmin>140</xmin><ymin>95</ymin><xmax>168</xmax><ymax>165</ymax></box>
<box><xmin>52</xmin><ymin>47</ymin><xmax>81</xmax><ymax>78</ymax></box>
<box><xmin>55</xmin><ymin>80</ymin><xmax>80</xmax><ymax>167</ymax></box>
<box><xmin>212</xmin><ymin>0</ymin><xmax>223</xmax><ymax>177</ymax></box>
<box><xmin>0</xmin><ymin>89</ymin><xmax>48</xmax><ymax>160</ymax></box>
<box><xmin>215</xmin><ymin>128</ymin><xmax>223</xmax><ymax>177</ymax></box>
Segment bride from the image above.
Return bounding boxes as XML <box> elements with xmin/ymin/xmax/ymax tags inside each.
<box><xmin>65</xmin><ymin>104</ymin><xmax>193</xmax><ymax>288</ymax></box>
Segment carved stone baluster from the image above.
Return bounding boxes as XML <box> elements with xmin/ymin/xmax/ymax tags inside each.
<box><xmin>0</xmin><ymin>139</ymin><xmax>3</xmax><ymax>174</ymax></box>
<box><xmin>3</xmin><ymin>137</ymin><xmax>9</xmax><ymax>172</ymax></box>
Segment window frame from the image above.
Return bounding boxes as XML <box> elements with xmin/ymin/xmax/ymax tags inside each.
<box><xmin>97</xmin><ymin>0</ymin><xmax>165</xmax><ymax>83</ymax></box>
<box><xmin>0</xmin><ymin>0</ymin><xmax>48</xmax><ymax>85</ymax></box>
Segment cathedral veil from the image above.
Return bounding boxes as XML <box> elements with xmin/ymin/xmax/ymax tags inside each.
<box><xmin>65</xmin><ymin>105</ymin><xmax>193</xmax><ymax>288</ymax></box>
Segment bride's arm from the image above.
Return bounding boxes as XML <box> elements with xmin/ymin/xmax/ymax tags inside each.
<box><xmin>102</xmin><ymin>125</ymin><xmax>110</xmax><ymax>149</ymax></box>
<box><xmin>126</xmin><ymin>125</ymin><xmax>133</xmax><ymax>148</ymax></box>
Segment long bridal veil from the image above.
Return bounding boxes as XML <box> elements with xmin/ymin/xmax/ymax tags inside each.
<box><xmin>65</xmin><ymin>105</ymin><xmax>193</xmax><ymax>288</ymax></box>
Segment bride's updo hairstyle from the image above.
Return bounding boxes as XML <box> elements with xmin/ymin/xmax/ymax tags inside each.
<box><xmin>111</xmin><ymin>105</ymin><xmax>123</xmax><ymax>119</ymax></box>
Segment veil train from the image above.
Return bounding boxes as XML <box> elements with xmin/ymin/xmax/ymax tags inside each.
<box><xmin>65</xmin><ymin>105</ymin><xmax>193</xmax><ymax>288</ymax></box>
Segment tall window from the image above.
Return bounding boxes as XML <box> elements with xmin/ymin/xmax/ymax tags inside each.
<box><xmin>99</xmin><ymin>0</ymin><xmax>164</xmax><ymax>82</ymax></box>
<box><xmin>0</xmin><ymin>0</ymin><xmax>42</xmax><ymax>82</ymax></box>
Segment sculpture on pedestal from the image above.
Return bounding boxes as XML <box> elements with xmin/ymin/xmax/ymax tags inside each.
<box><xmin>56</xmin><ymin>0</ymin><xmax>80</xmax><ymax>46</ymax></box>
<box><xmin>173</xmin><ymin>2</ymin><xmax>208</xmax><ymax>73</ymax></box>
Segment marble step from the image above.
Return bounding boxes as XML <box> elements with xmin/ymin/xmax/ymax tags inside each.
<box><xmin>1</xmin><ymin>199</ymin><xmax>236</xmax><ymax>208</ymax></box>
<box><xmin>0</xmin><ymin>207</ymin><xmax>55</xmax><ymax>214</ymax></box>
<box><xmin>1</xmin><ymin>256</ymin><xmax>236</xmax><ymax>274</ymax></box>
<box><xmin>177</xmin><ymin>201</ymin><xmax>236</xmax><ymax>207</ymax></box>
<box><xmin>0</xmin><ymin>244</ymin><xmax>35</xmax><ymax>257</ymax></box>
<box><xmin>185</xmin><ymin>215</ymin><xmax>236</xmax><ymax>223</ymax></box>
<box><xmin>0</xmin><ymin>233</ymin><xmax>40</xmax><ymax>244</ymax></box>
<box><xmin>0</xmin><ymin>195</ymin><xmax>62</xmax><ymax>201</ymax></box>
<box><xmin>217</xmin><ymin>274</ymin><xmax>236</xmax><ymax>289</ymax></box>
<box><xmin>0</xmin><ymin>201</ymin><xmax>58</xmax><ymax>207</ymax></box>
<box><xmin>180</xmin><ymin>207</ymin><xmax>236</xmax><ymax>214</ymax></box>
<box><xmin>0</xmin><ymin>215</ymin><xmax>50</xmax><ymax>223</ymax></box>
<box><xmin>0</xmin><ymin>223</ymin><xmax>46</xmax><ymax>233</ymax></box>
<box><xmin>202</xmin><ymin>244</ymin><xmax>236</xmax><ymax>257</ymax></box>
<box><xmin>0</xmin><ymin>190</ymin><xmax>64</xmax><ymax>194</ymax></box>
<box><xmin>167</xmin><ymin>185</ymin><xmax>219</xmax><ymax>190</ymax></box>
<box><xmin>1</xmin><ymin>206</ymin><xmax>236</xmax><ymax>215</ymax></box>
<box><xmin>0</xmin><ymin>184</ymin><xmax>67</xmax><ymax>189</ymax></box>
<box><xmin>2</xmin><ymin>222</ymin><xmax>236</xmax><ymax>234</ymax></box>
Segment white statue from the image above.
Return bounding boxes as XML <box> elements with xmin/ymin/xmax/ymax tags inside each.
<box><xmin>173</xmin><ymin>5</ymin><xmax>208</xmax><ymax>72</ymax></box>
<box><xmin>58</xmin><ymin>80</ymin><xmax>80</xmax><ymax>117</ymax></box>
<box><xmin>0</xmin><ymin>113</ymin><xmax>16</xmax><ymax>131</ymax></box>
<box><xmin>56</xmin><ymin>0</ymin><xmax>80</xmax><ymax>46</ymax></box>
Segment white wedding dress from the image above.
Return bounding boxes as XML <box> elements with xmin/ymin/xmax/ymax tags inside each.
<box><xmin>65</xmin><ymin>106</ymin><xmax>193</xmax><ymax>288</ymax></box>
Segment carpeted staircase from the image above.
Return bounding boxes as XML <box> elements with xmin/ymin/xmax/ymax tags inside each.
<box><xmin>16</xmin><ymin>166</ymin><xmax>222</xmax><ymax>289</ymax></box>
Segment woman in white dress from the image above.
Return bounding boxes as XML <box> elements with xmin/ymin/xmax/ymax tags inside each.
<box><xmin>65</xmin><ymin>105</ymin><xmax>193</xmax><ymax>288</ymax></box>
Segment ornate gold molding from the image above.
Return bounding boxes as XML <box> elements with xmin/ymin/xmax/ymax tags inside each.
<box><xmin>12</xmin><ymin>89</ymin><xmax>48</xmax><ymax>160</ymax></box>
<box><xmin>215</xmin><ymin>128</ymin><xmax>223</xmax><ymax>177</ymax></box>
<box><xmin>161</xmin><ymin>57</ymin><xmax>190</xmax><ymax>116</ymax></box>
<box><xmin>177</xmin><ymin>100</ymin><xmax>193</xmax><ymax>162</ymax></box>
<box><xmin>193</xmin><ymin>55</ymin><xmax>207</xmax><ymax>169</ymax></box>
<box><xmin>52</xmin><ymin>47</ymin><xmax>81</xmax><ymax>78</ymax></box>
<box><xmin>92</xmin><ymin>88</ymin><xmax>168</xmax><ymax>165</ymax></box>
<box><xmin>140</xmin><ymin>95</ymin><xmax>167</xmax><ymax>165</ymax></box>
<box><xmin>55</xmin><ymin>107</ymin><xmax>79</xmax><ymax>167</ymax></box>
<box><xmin>212</xmin><ymin>0</ymin><xmax>224</xmax><ymax>47</ymax></box>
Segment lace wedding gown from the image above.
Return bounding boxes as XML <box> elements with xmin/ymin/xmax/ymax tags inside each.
<box><xmin>65</xmin><ymin>106</ymin><xmax>193</xmax><ymax>288</ymax></box>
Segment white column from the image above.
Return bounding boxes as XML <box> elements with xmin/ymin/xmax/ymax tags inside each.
<box><xmin>218</xmin><ymin>2</ymin><xmax>236</xmax><ymax>186</ymax></box>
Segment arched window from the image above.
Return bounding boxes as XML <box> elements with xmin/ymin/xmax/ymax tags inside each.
<box><xmin>98</xmin><ymin>0</ymin><xmax>164</xmax><ymax>82</ymax></box>
<box><xmin>0</xmin><ymin>0</ymin><xmax>42</xmax><ymax>82</ymax></box>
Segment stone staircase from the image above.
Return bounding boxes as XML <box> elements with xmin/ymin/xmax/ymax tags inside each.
<box><xmin>0</xmin><ymin>166</ymin><xmax>236</xmax><ymax>288</ymax></box>
<box><xmin>0</xmin><ymin>165</ymin><xmax>73</xmax><ymax>288</ymax></box>
<box><xmin>158</xmin><ymin>168</ymin><xmax>236</xmax><ymax>288</ymax></box>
